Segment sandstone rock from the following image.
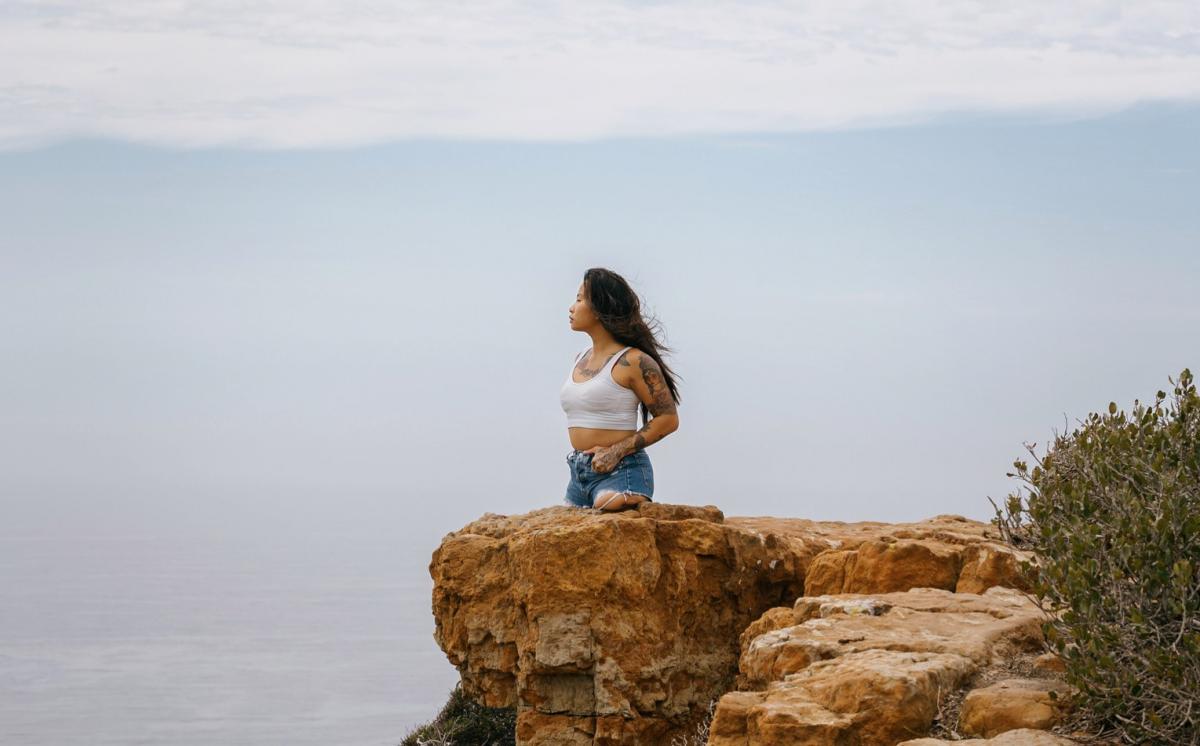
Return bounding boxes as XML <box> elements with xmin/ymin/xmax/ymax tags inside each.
<box><xmin>714</xmin><ymin>588</ymin><xmax>1047</xmax><ymax>745</ymax></box>
<box><xmin>957</xmin><ymin>542</ymin><xmax>1032</xmax><ymax>594</ymax></box>
<box><xmin>637</xmin><ymin>502</ymin><xmax>724</xmax><ymax>522</ymax></box>
<box><xmin>958</xmin><ymin>678</ymin><xmax>1073</xmax><ymax>738</ymax></box>
<box><xmin>709</xmin><ymin>649</ymin><xmax>976</xmax><ymax>745</ymax></box>
<box><xmin>515</xmin><ymin>711</ymin><xmax>595</xmax><ymax>746</ymax></box>
<box><xmin>900</xmin><ymin>728</ymin><xmax>1079</xmax><ymax>744</ymax></box>
<box><xmin>804</xmin><ymin>539</ymin><xmax>963</xmax><ymax>595</ymax></box>
<box><xmin>431</xmin><ymin>506</ymin><xmax>819</xmax><ymax>744</ymax></box>
<box><xmin>793</xmin><ymin>596</ymin><xmax>892</xmax><ymax>622</ymax></box>
<box><xmin>1032</xmin><ymin>651</ymin><xmax>1067</xmax><ymax>674</ymax></box>
<box><xmin>728</xmin><ymin>514</ymin><xmax>1002</xmax><ymax>549</ymax></box>
<box><xmin>804</xmin><ymin>536</ymin><xmax>1032</xmax><ymax>597</ymax></box>
<box><xmin>431</xmin><ymin>509</ymin><xmax>1034</xmax><ymax>745</ymax></box>
<box><xmin>726</xmin><ymin>515</ymin><xmax>1030</xmax><ymax>600</ymax></box>
<box><xmin>739</xmin><ymin>588</ymin><xmax>1044</xmax><ymax>690</ymax></box>
<box><xmin>737</xmin><ymin>607</ymin><xmax>794</xmax><ymax>659</ymax></box>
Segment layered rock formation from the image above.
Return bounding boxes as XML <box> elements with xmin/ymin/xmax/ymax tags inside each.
<box><xmin>429</xmin><ymin>505</ymin><xmax>1038</xmax><ymax>745</ymax></box>
<box><xmin>901</xmin><ymin>730</ymin><xmax>1079</xmax><ymax>745</ymax></box>
<box><xmin>431</xmin><ymin>504</ymin><xmax>808</xmax><ymax>744</ymax></box>
<box><xmin>708</xmin><ymin>587</ymin><xmax>1048</xmax><ymax>744</ymax></box>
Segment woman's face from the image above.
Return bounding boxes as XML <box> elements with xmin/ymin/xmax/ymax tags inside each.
<box><xmin>569</xmin><ymin>282</ymin><xmax>595</xmax><ymax>331</ymax></box>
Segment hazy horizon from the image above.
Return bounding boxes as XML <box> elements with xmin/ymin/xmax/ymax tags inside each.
<box><xmin>4</xmin><ymin>104</ymin><xmax>1199</xmax><ymax>530</ymax></box>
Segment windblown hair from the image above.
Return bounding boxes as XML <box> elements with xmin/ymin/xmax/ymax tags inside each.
<box><xmin>582</xmin><ymin>267</ymin><xmax>682</xmax><ymax>427</ymax></box>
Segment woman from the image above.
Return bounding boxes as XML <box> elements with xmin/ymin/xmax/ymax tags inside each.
<box><xmin>560</xmin><ymin>268</ymin><xmax>681</xmax><ymax>511</ymax></box>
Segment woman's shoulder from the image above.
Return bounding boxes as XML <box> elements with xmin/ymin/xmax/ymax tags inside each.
<box><xmin>621</xmin><ymin>346</ymin><xmax>660</xmax><ymax>365</ymax></box>
<box><xmin>612</xmin><ymin>346</ymin><xmax>649</xmax><ymax>383</ymax></box>
<box><xmin>617</xmin><ymin>345</ymin><xmax>643</xmax><ymax>363</ymax></box>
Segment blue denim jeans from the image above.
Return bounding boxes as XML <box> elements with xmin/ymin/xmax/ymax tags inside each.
<box><xmin>563</xmin><ymin>449</ymin><xmax>655</xmax><ymax>508</ymax></box>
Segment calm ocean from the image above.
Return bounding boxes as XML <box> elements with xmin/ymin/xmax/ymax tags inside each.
<box><xmin>0</xmin><ymin>490</ymin><xmax>463</xmax><ymax>745</ymax></box>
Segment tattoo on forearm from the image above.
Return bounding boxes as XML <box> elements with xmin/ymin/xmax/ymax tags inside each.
<box><xmin>624</xmin><ymin>423</ymin><xmax>650</xmax><ymax>453</ymax></box>
<box><xmin>620</xmin><ymin>421</ymin><xmax>657</xmax><ymax>456</ymax></box>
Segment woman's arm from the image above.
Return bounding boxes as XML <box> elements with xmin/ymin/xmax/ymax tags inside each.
<box><xmin>591</xmin><ymin>352</ymin><xmax>679</xmax><ymax>472</ymax></box>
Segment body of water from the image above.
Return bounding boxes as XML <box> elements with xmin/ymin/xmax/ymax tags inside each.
<box><xmin>0</xmin><ymin>490</ymin><xmax>463</xmax><ymax>745</ymax></box>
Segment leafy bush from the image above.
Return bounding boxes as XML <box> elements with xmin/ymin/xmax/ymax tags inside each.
<box><xmin>993</xmin><ymin>369</ymin><xmax>1200</xmax><ymax>744</ymax></box>
<box><xmin>400</xmin><ymin>684</ymin><xmax>516</xmax><ymax>746</ymax></box>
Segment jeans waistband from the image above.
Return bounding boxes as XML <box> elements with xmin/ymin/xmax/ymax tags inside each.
<box><xmin>568</xmin><ymin>449</ymin><xmax>648</xmax><ymax>459</ymax></box>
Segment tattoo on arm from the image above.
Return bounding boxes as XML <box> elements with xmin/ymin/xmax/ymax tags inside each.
<box><xmin>615</xmin><ymin>422</ymin><xmax>651</xmax><ymax>458</ymax></box>
<box><xmin>638</xmin><ymin>354</ymin><xmax>677</xmax><ymax>418</ymax></box>
<box><xmin>612</xmin><ymin>354</ymin><xmax>677</xmax><ymax>457</ymax></box>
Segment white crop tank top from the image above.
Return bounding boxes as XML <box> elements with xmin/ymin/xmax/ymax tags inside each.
<box><xmin>559</xmin><ymin>346</ymin><xmax>641</xmax><ymax>430</ymax></box>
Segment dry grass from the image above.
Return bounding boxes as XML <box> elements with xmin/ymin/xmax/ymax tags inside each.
<box><xmin>927</xmin><ymin>652</ymin><xmax>1122</xmax><ymax>744</ymax></box>
<box><xmin>669</xmin><ymin>697</ymin><xmax>719</xmax><ymax>746</ymax></box>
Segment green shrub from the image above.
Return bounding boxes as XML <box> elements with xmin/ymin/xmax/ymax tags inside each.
<box><xmin>993</xmin><ymin>369</ymin><xmax>1200</xmax><ymax>744</ymax></box>
<box><xmin>400</xmin><ymin>684</ymin><xmax>516</xmax><ymax>746</ymax></box>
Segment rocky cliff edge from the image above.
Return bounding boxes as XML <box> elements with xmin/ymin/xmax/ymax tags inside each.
<box><xmin>429</xmin><ymin>503</ymin><xmax>1059</xmax><ymax>745</ymax></box>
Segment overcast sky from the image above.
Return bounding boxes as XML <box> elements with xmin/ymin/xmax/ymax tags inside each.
<box><xmin>4</xmin><ymin>1</ymin><xmax>1200</xmax><ymax>147</ymax></box>
<box><xmin>2</xmin><ymin>2</ymin><xmax>1199</xmax><ymax>532</ymax></box>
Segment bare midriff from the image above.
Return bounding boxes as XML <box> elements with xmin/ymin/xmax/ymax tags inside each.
<box><xmin>568</xmin><ymin>427</ymin><xmax>637</xmax><ymax>452</ymax></box>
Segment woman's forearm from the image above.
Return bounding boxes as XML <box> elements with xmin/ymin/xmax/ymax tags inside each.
<box><xmin>613</xmin><ymin>414</ymin><xmax>679</xmax><ymax>458</ymax></box>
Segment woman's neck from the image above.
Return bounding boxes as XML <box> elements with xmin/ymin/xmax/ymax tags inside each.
<box><xmin>586</xmin><ymin>329</ymin><xmax>622</xmax><ymax>356</ymax></box>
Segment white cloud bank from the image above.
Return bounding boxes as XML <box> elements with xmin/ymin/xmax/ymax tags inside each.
<box><xmin>2</xmin><ymin>0</ymin><xmax>1199</xmax><ymax>148</ymax></box>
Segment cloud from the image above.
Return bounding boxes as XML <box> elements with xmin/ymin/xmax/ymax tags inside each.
<box><xmin>2</xmin><ymin>0</ymin><xmax>1199</xmax><ymax>149</ymax></box>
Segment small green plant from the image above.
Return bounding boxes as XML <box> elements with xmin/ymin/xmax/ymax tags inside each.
<box><xmin>400</xmin><ymin>684</ymin><xmax>516</xmax><ymax>746</ymax></box>
<box><xmin>993</xmin><ymin>369</ymin><xmax>1199</xmax><ymax>744</ymax></box>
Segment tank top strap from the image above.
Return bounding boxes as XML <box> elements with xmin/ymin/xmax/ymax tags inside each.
<box><xmin>602</xmin><ymin>346</ymin><xmax>633</xmax><ymax>372</ymax></box>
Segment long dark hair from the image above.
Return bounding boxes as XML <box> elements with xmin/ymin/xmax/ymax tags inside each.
<box><xmin>583</xmin><ymin>267</ymin><xmax>682</xmax><ymax>427</ymax></box>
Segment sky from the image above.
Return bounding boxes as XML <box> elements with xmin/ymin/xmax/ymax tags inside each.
<box><xmin>4</xmin><ymin>7</ymin><xmax>1197</xmax><ymax>742</ymax></box>
<box><xmin>4</xmin><ymin>0</ymin><xmax>1200</xmax><ymax>147</ymax></box>
<box><xmin>2</xmin><ymin>1</ymin><xmax>1199</xmax><ymax>532</ymax></box>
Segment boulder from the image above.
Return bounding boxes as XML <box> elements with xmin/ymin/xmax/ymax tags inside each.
<box><xmin>900</xmin><ymin>728</ymin><xmax>1079</xmax><ymax>744</ymax></box>
<box><xmin>804</xmin><ymin>539</ymin><xmax>963</xmax><ymax>595</ymax></box>
<box><xmin>804</xmin><ymin>537</ymin><xmax>1031</xmax><ymax>597</ymax></box>
<box><xmin>1032</xmin><ymin>651</ymin><xmax>1067</xmax><ymax>674</ymax></box>
<box><xmin>737</xmin><ymin>607</ymin><xmax>795</xmax><ymax>659</ymax></box>
<box><xmin>740</xmin><ymin>588</ymin><xmax>1044</xmax><ymax>690</ymax></box>
<box><xmin>430</xmin><ymin>509</ymin><xmax>1035</xmax><ymax>745</ymax></box>
<box><xmin>710</xmin><ymin>649</ymin><xmax>977</xmax><ymax>745</ymax></box>
<box><xmin>958</xmin><ymin>678</ymin><xmax>1073</xmax><ymax>738</ymax></box>
<box><xmin>956</xmin><ymin>542</ymin><xmax>1032</xmax><ymax>594</ymax></box>
<box><xmin>711</xmin><ymin>588</ymin><xmax>1046</xmax><ymax>746</ymax></box>
<box><xmin>431</xmin><ymin>505</ymin><xmax>819</xmax><ymax>744</ymax></box>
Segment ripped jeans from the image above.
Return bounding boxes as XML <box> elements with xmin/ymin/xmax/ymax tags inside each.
<box><xmin>563</xmin><ymin>449</ymin><xmax>655</xmax><ymax>508</ymax></box>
